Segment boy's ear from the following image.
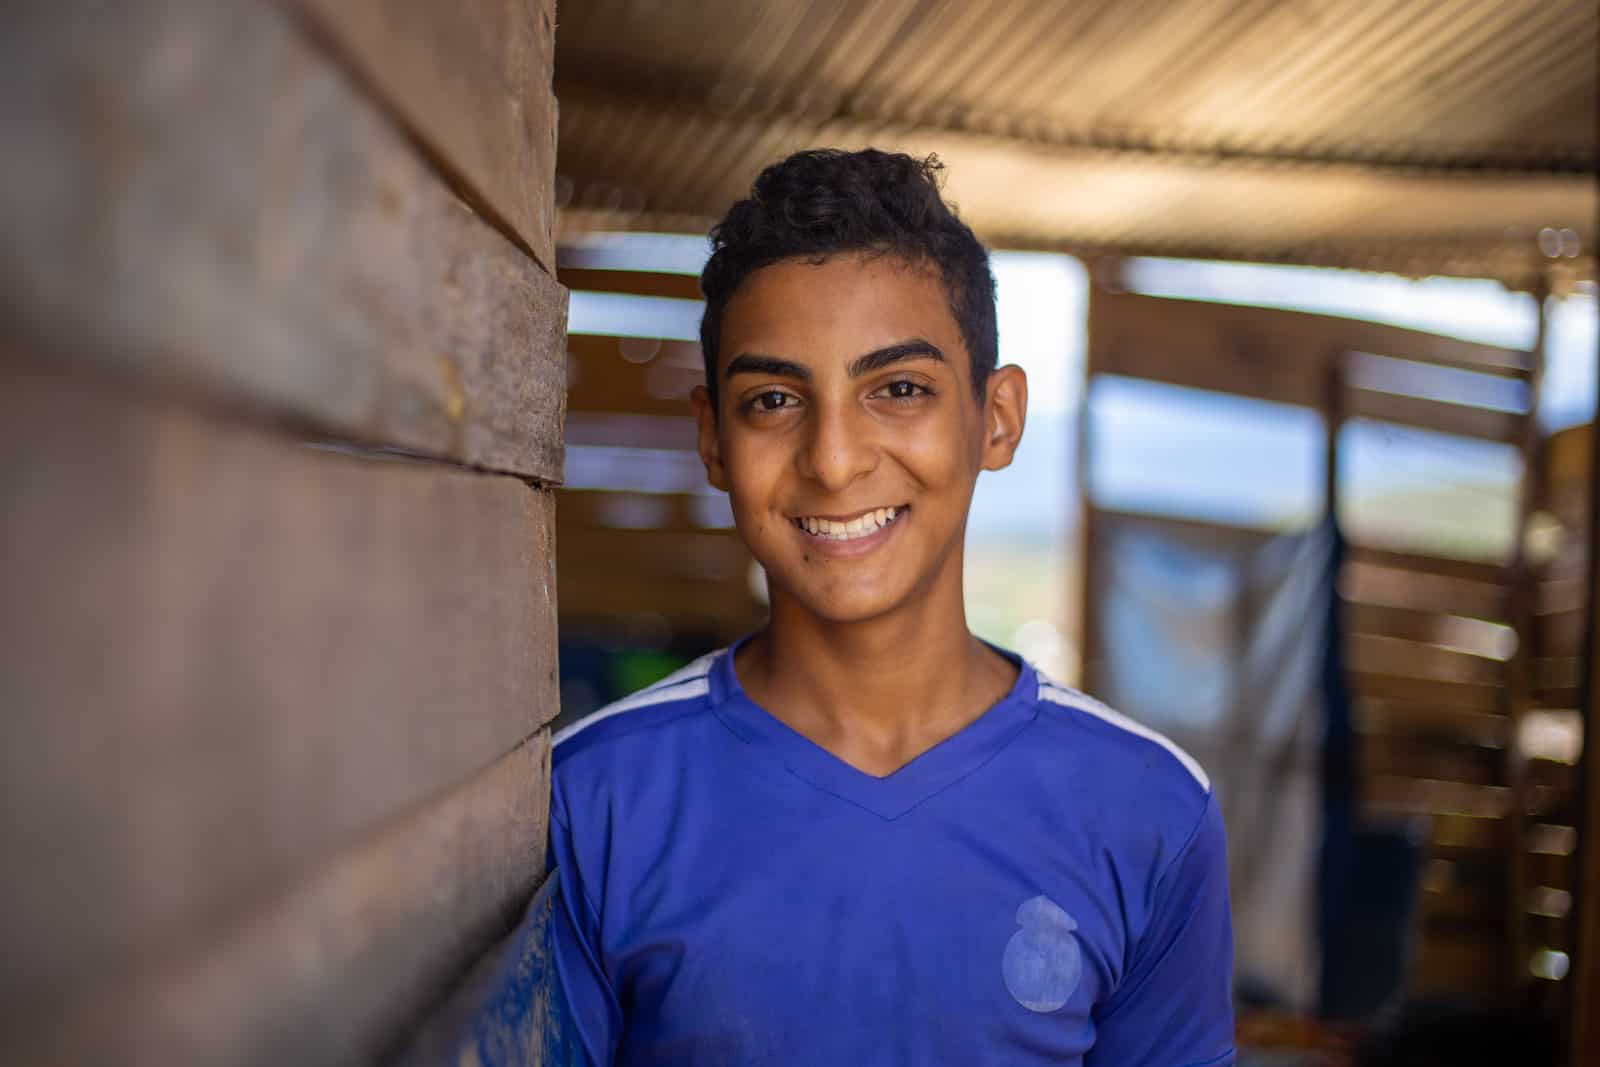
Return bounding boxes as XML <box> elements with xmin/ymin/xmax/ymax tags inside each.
<box><xmin>980</xmin><ymin>364</ymin><xmax>1027</xmax><ymax>472</ymax></box>
<box><xmin>691</xmin><ymin>385</ymin><xmax>730</xmax><ymax>491</ymax></box>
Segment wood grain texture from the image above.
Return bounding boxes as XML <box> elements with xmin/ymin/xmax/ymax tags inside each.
<box><xmin>296</xmin><ymin>0</ymin><xmax>559</xmax><ymax>272</ymax></box>
<box><xmin>0</xmin><ymin>366</ymin><xmax>559</xmax><ymax>1017</ymax></box>
<box><xmin>10</xmin><ymin>735</ymin><xmax>553</xmax><ymax>1067</ymax></box>
<box><xmin>0</xmin><ymin>0</ymin><xmax>567</xmax><ymax>483</ymax></box>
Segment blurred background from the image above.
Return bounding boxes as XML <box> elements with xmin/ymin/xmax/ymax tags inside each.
<box><xmin>2</xmin><ymin>1</ymin><xmax>1596</xmax><ymax>1064</ymax></box>
<box><xmin>548</xmin><ymin>2</ymin><xmax>1597</xmax><ymax>1063</ymax></box>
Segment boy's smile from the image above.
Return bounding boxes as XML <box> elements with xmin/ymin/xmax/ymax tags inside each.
<box><xmin>692</xmin><ymin>253</ymin><xmax>1026</xmax><ymax>626</ymax></box>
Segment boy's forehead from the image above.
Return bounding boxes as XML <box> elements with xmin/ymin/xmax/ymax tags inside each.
<box><xmin>719</xmin><ymin>254</ymin><xmax>967</xmax><ymax>368</ymax></box>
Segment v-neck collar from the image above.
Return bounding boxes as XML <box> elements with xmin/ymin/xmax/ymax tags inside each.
<box><xmin>708</xmin><ymin>636</ymin><xmax>1040</xmax><ymax>820</ymax></box>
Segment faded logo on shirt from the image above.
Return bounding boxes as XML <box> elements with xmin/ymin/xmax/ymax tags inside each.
<box><xmin>1002</xmin><ymin>895</ymin><xmax>1082</xmax><ymax>1012</ymax></box>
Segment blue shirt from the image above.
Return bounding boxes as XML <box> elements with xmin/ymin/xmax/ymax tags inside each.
<box><xmin>548</xmin><ymin>642</ymin><xmax>1235</xmax><ymax>1066</ymax></box>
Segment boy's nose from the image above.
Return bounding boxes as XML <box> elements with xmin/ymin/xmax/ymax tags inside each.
<box><xmin>797</xmin><ymin>406</ymin><xmax>877</xmax><ymax>491</ymax></box>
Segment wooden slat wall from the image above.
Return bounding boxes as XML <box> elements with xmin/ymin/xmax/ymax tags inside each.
<box><xmin>1084</xmin><ymin>283</ymin><xmax>1545</xmax><ymax>1006</ymax></box>
<box><xmin>559</xmin><ymin>268</ymin><xmax>765</xmax><ymax>646</ymax></box>
<box><xmin>0</xmin><ymin>1</ymin><xmax>565</xmax><ymax>1063</ymax></box>
<box><xmin>298</xmin><ymin>0</ymin><xmax>560</xmax><ymax>272</ymax></box>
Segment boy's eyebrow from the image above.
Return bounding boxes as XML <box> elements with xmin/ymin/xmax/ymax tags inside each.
<box><xmin>724</xmin><ymin>353</ymin><xmax>811</xmax><ymax>381</ymax></box>
<box><xmin>847</xmin><ymin>339</ymin><xmax>945</xmax><ymax>376</ymax></box>
<box><xmin>723</xmin><ymin>339</ymin><xmax>945</xmax><ymax>382</ymax></box>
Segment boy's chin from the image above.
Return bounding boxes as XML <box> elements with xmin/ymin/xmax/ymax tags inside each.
<box><xmin>767</xmin><ymin>576</ymin><xmax>918</xmax><ymax>627</ymax></box>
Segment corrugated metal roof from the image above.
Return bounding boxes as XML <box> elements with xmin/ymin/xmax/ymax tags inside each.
<box><xmin>553</xmin><ymin>0</ymin><xmax>1596</xmax><ymax>285</ymax></box>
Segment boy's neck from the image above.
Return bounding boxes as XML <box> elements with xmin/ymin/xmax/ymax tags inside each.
<box><xmin>733</xmin><ymin>580</ymin><xmax>1018</xmax><ymax>778</ymax></box>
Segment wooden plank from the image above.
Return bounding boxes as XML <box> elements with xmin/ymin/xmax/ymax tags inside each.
<box><xmin>559</xmin><ymin>267</ymin><xmax>704</xmax><ymax>301</ymax></box>
<box><xmin>1347</xmin><ymin>633</ymin><xmax>1506</xmax><ymax>688</ymax></box>
<box><xmin>0</xmin><ymin>0</ymin><xmax>567</xmax><ymax>483</ymax></box>
<box><xmin>1347</xmin><ymin>545</ymin><xmax>1509</xmax><ymax>587</ymax></box>
<box><xmin>1350</xmin><ymin>671</ymin><xmax>1504</xmax><ymax>711</ymax></box>
<box><xmin>1527</xmin><ymin>849</ymin><xmax>1575</xmax><ymax>891</ymax></box>
<box><xmin>1364</xmin><ymin>776</ymin><xmax>1512</xmax><ymax>820</ymax></box>
<box><xmin>1574</xmin><ymin>436</ymin><xmax>1600</xmax><ymax>1063</ymax></box>
<box><xmin>1355</xmin><ymin>698</ymin><xmax>1507</xmax><ymax>747</ymax></box>
<box><xmin>1420</xmin><ymin>883</ymin><xmax>1502</xmax><ymax>926</ymax></box>
<box><xmin>1087</xmin><ymin>290</ymin><xmax>1530</xmax><ymax>409</ymax></box>
<box><xmin>1342</xmin><ymin>560</ymin><xmax>1508</xmax><ymax>622</ymax></box>
<box><xmin>1361</xmin><ymin>735</ymin><xmax>1504</xmax><ymax>787</ymax></box>
<box><xmin>1344</xmin><ymin>602</ymin><xmax>1513</xmax><ymax>660</ymax></box>
<box><xmin>1345</xmin><ymin>386</ymin><xmax>1526</xmax><ymax>444</ymax></box>
<box><xmin>8</xmin><ymin>735</ymin><xmax>552</xmax><ymax>1067</ymax></box>
<box><xmin>1411</xmin><ymin>935</ymin><xmax>1502</xmax><ymax>996</ymax></box>
<box><xmin>1431</xmin><ymin>813</ymin><xmax>1507</xmax><ymax>851</ymax></box>
<box><xmin>297</xmin><ymin>0</ymin><xmax>559</xmax><ymax>272</ymax></box>
<box><xmin>0</xmin><ymin>367</ymin><xmax>560</xmax><ymax>1012</ymax></box>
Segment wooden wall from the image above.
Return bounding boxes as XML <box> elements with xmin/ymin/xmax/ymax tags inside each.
<box><xmin>1082</xmin><ymin>285</ymin><xmax>1560</xmax><ymax>1007</ymax></box>
<box><xmin>0</xmin><ymin>1</ymin><xmax>566</xmax><ymax>1063</ymax></box>
<box><xmin>557</xmin><ymin>267</ymin><xmax>767</xmax><ymax>647</ymax></box>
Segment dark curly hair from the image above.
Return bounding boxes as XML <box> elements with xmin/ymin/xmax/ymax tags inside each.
<box><xmin>699</xmin><ymin>148</ymin><xmax>997</xmax><ymax>410</ymax></box>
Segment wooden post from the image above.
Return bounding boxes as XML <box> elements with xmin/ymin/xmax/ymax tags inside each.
<box><xmin>1569</xmin><ymin>298</ymin><xmax>1600</xmax><ymax>1067</ymax></box>
<box><xmin>1504</xmin><ymin>274</ymin><xmax>1551</xmax><ymax>996</ymax></box>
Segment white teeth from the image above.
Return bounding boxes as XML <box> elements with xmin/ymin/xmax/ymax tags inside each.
<box><xmin>796</xmin><ymin>507</ymin><xmax>903</xmax><ymax>541</ymax></box>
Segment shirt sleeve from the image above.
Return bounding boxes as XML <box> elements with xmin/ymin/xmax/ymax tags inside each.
<box><xmin>1087</xmin><ymin>791</ymin><xmax>1235</xmax><ymax>1067</ymax></box>
<box><xmin>547</xmin><ymin>792</ymin><xmax>623</xmax><ymax>1067</ymax></box>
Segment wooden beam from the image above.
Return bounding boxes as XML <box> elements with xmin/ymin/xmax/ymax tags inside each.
<box><xmin>296</xmin><ymin>0</ymin><xmax>560</xmax><ymax>271</ymax></box>
<box><xmin>1349</xmin><ymin>671</ymin><xmax>1504</xmax><ymax>712</ymax></box>
<box><xmin>1088</xmin><ymin>290</ymin><xmax>1531</xmax><ymax>409</ymax></box>
<box><xmin>1347</xmin><ymin>545</ymin><xmax>1509</xmax><ymax>586</ymax></box>
<box><xmin>1355</xmin><ymin>698</ymin><xmax>1508</xmax><ymax>748</ymax></box>
<box><xmin>1347</xmin><ymin>633</ymin><xmax>1507</xmax><ymax>688</ymax></box>
<box><xmin>12</xmin><ymin>737</ymin><xmax>552</xmax><ymax>1066</ymax></box>
<box><xmin>1361</xmin><ymin>734</ymin><xmax>1505</xmax><ymax>787</ymax></box>
<box><xmin>1345</xmin><ymin>386</ymin><xmax>1527</xmax><ymax>445</ymax></box>
<box><xmin>1344</xmin><ymin>602</ymin><xmax>1513</xmax><ymax>661</ymax></box>
<box><xmin>0</xmin><ymin>0</ymin><xmax>567</xmax><ymax>483</ymax></box>
<box><xmin>1342</xmin><ymin>561</ymin><xmax>1510</xmax><ymax>623</ymax></box>
<box><xmin>0</xmin><ymin>367</ymin><xmax>560</xmax><ymax>1015</ymax></box>
<box><xmin>1572</xmin><ymin>407</ymin><xmax>1600</xmax><ymax>1062</ymax></box>
<box><xmin>559</xmin><ymin>267</ymin><xmax>704</xmax><ymax>301</ymax></box>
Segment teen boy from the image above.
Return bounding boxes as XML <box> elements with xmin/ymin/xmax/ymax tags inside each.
<box><xmin>547</xmin><ymin>149</ymin><xmax>1235</xmax><ymax>1066</ymax></box>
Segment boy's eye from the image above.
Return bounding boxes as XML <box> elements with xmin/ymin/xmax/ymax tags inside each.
<box><xmin>880</xmin><ymin>380</ymin><xmax>929</xmax><ymax>400</ymax></box>
<box><xmin>751</xmin><ymin>390</ymin><xmax>796</xmax><ymax>412</ymax></box>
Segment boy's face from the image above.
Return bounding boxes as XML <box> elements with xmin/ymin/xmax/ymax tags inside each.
<box><xmin>693</xmin><ymin>253</ymin><xmax>1026</xmax><ymax>626</ymax></box>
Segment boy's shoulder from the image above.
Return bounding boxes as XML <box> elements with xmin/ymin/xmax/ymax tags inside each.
<box><xmin>551</xmin><ymin>649</ymin><xmax>725</xmax><ymax>769</ymax></box>
<box><xmin>1023</xmin><ymin>672</ymin><xmax>1213</xmax><ymax>825</ymax></box>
